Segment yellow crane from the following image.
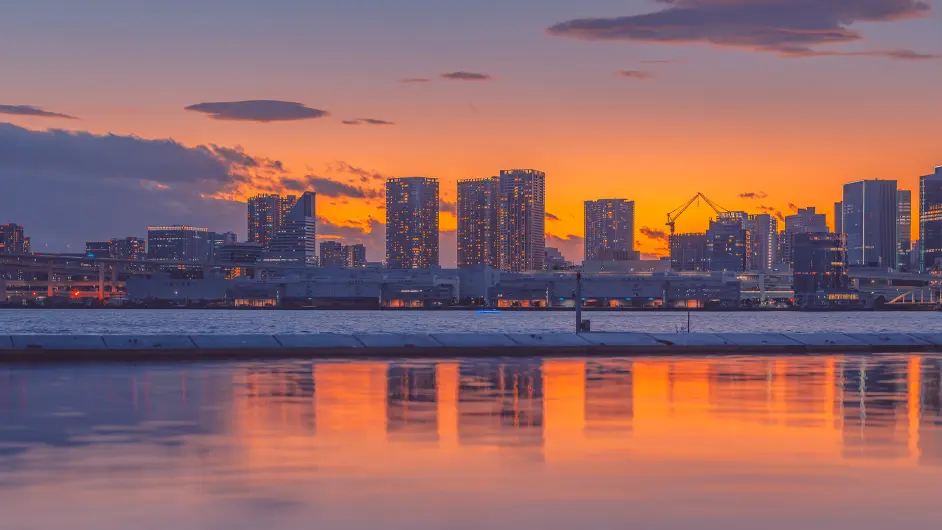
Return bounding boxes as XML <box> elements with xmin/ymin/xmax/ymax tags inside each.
<box><xmin>666</xmin><ymin>192</ymin><xmax>729</xmax><ymax>236</ymax></box>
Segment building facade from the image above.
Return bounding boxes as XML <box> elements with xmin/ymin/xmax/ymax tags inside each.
<box><xmin>783</xmin><ymin>207</ymin><xmax>828</xmax><ymax>266</ymax></box>
<box><xmin>386</xmin><ymin>177</ymin><xmax>440</xmax><ymax>269</ymax></box>
<box><xmin>344</xmin><ymin>244</ymin><xmax>367</xmax><ymax>268</ymax></box>
<box><xmin>897</xmin><ymin>190</ymin><xmax>912</xmax><ymax>271</ymax></box>
<box><xmin>147</xmin><ymin>225</ymin><xmax>211</xmax><ymax>262</ymax></box>
<box><xmin>85</xmin><ymin>241</ymin><xmax>111</xmax><ymax>258</ymax></box>
<box><xmin>793</xmin><ymin>232</ymin><xmax>849</xmax><ymax>307</ymax></box>
<box><xmin>248</xmin><ymin>194</ymin><xmax>296</xmax><ymax>247</ymax></box>
<box><xmin>264</xmin><ymin>191</ymin><xmax>317</xmax><ymax>265</ymax></box>
<box><xmin>319</xmin><ymin>241</ymin><xmax>346</xmax><ymax>267</ymax></box>
<box><xmin>708</xmin><ymin>212</ymin><xmax>747</xmax><ymax>273</ymax></box>
<box><xmin>842</xmin><ymin>180</ymin><xmax>898</xmax><ymax>268</ymax></box>
<box><xmin>457</xmin><ymin>177</ymin><xmax>500</xmax><ymax>269</ymax></box>
<box><xmin>920</xmin><ymin>168</ymin><xmax>942</xmax><ymax>271</ymax></box>
<box><xmin>0</xmin><ymin>224</ymin><xmax>30</xmax><ymax>255</ymax></box>
<box><xmin>744</xmin><ymin>214</ymin><xmax>778</xmax><ymax>271</ymax></box>
<box><xmin>834</xmin><ymin>202</ymin><xmax>843</xmax><ymax>234</ymax></box>
<box><xmin>110</xmin><ymin>237</ymin><xmax>146</xmax><ymax>260</ymax></box>
<box><xmin>498</xmin><ymin>169</ymin><xmax>545</xmax><ymax>272</ymax></box>
<box><xmin>669</xmin><ymin>233</ymin><xmax>708</xmax><ymax>272</ymax></box>
<box><xmin>584</xmin><ymin>199</ymin><xmax>635</xmax><ymax>262</ymax></box>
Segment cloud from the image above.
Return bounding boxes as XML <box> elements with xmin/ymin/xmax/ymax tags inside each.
<box><xmin>441</xmin><ymin>200</ymin><xmax>457</xmax><ymax>214</ymax></box>
<box><xmin>329</xmin><ymin>161</ymin><xmax>390</xmax><ymax>183</ymax></box>
<box><xmin>441</xmin><ymin>72</ymin><xmax>494</xmax><ymax>81</ymax></box>
<box><xmin>545</xmin><ymin>212</ymin><xmax>561</xmax><ymax>222</ymax></box>
<box><xmin>282</xmin><ymin>175</ymin><xmax>384</xmax><ymax>200</ymax></box>
<box><xmin>756</xmin><ymin>205</ymin><xmax>785</xmax><ymax>221</ymax></box>
<box><xmin>0</xmin><ymin>122</ymin><xmax>257</xmax><ymax>250</ymax></box>
<box><xmin>617</xmin><ymin>70</ymin><xmax>653</xmax><ymax>80</ymax></box>
<box><xmin>184</xmin><ymin>100</ymin><xmax>329</xmax><ymax>122</ymax></box>
<box><xmin>640</xmin><ymin>226</ymin><xmax>670</xmax><ymax>243</ymax></box>
<box><xmin>738</xmin><ymin>191</ymin><xmax>768</xmax><ymax>200</ymax></box>
<box><xmin>788</xmin><ymin>203</ymin><xmax>799</xmax><ymax>211</ymax></box>
<box><xmin>341</xmin><ymin>118</ymin><xmax>396</xmax><ymax>126</ymax></box>
<box><xmin>641</xmin><ymin>59</ymin><xmax>676</xmax><ymax>64</ymax></box>
<box><xmin>548</xmin><ymin>0</ymin><xmax>936</xmax><ymax>60</ymax></box>
<box><xmin>0</xmin><ymin>104</ymin><xmax>77</xmax><ymax>120</ymax></box>
<box><xmin>399</xmin><ymin>78</ymin><xmax>431</xmax><ymax>84</ymax></box>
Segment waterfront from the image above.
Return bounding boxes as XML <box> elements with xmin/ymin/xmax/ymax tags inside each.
<box><xmin>0</xmin><ymin>308</ymin><xmax>939</xmax><ymax>335</ymax></box>
<box><xmin>2</xmin><ymin>355</ymin><xmax>942</xmax><ymax>529</ymax></box>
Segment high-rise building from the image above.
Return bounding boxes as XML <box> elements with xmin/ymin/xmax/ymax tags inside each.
<box><xmin>793</xmin><ymin>232</ymin><xmax>848</xmax><ymax>307</ymax></box>
<box><xmin>920</xmin><ymin>167</ymin><xmax>942</xmax><ymax>271</ymax></box>
<box><xmin>744</xmin><ymin>214</ymin><xmax>778</xmax><ymax>271</ymax></box>
<box><xmin>584</xmin><ymin>199</ymin><xmax>635</xmax><ymax>262</ymax></box>
<box><xmin>457</xmin><ymin>177</ymin><xmax>500</xmax><ymax>269</ymax></box>
<box><xmin>842</xmin><ymin>180</ymin><xmax>898</xmax><ymax>268</ymax></box>
<box><xmin>248</xmin><ymin>194</ymin><xmax>296</xmax><ymax>247</ymax></box>
<box><xmin>265</xmin><ymin>191</ymin><xmax>317</xmax><ymax>265</ymax></box>
<box><xmin>208</xmin><ymin>231</ymin><xmax>238</xmax><ymax>262</ymax></box>
<box><xmin>0</xmin><ymin>224</ymin><xmax>29</xmax><ymax>255</ymax></box>
<box><xmin>669</xmin><ymin>233</ymin><xmax>708</xmax><ymax>272</ymax></box>
<box><xmin>708</xmin><ymin>212</ymin><xmax>747</xmax><ymax>273</ymax></box>
<box><xmin>386</xmin><ymin>177</ymin><xmax>440</xmax><ymax>269</ymax></box>
<box><xmin>147</xmin><ymin>225</ymin><xmax>211</xmax><ymax>262</ymax></box>
<box><xmin>344</xmin><ymin>244</ymin><xmax>367</xmax><ymax>268</ymax></box>
<box><xmin>109</xmin><ymin>237</ymin><xmax>146</xmax><ymax>260</ymax></box>
<box><xmin>834</xmin><ymin>202</ymin><xmax>843</xmax><ymax>234</ymax></box>
<box><xmin>85</xmin><ymin>241</ymin><xmax>111</xmax><ymax>258</ymax></box>
<box><xmin>783</xmin><ymin>207</ymin><xmax>828</xmax><ymax>266</ymax></box>
<box><xmin>897</xmin><ymin>190</ymin><xmax>912</xmax><ymax>271</ymax></box>
<box><xmin>498</xmin><ymin>169</ymin><xmax>546</xmax><ymax>272</ymax></box>
<box><xmin>319</xmin><ymin>240</ymin><xmax>346</xmax><ymax>267</ymax></box>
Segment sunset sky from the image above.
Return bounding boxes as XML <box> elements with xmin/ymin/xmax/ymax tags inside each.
<box><xmin>1</xmin><ymin>0</ymin><xmax>940</xmax><ymax>264</ymax></box>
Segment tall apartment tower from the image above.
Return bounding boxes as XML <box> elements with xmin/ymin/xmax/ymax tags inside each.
<box><xmin>147</xmin><ymin>225</ymin><xmax>211</xmax><ymax>262</ymax></box>
<box><xmin>385</xmin><ymin>177</ymin><xmax>440</xmax><ymax>269</ymax></box>
<box><xmin>264</xmin><ymin>191</ymin><xmax>317</xmax><ymax>265</ymax></box>
<box><xmin>708</xmin><ymin>212</ymin><xmax>747</xmax><ymax>273</ymax></box>
<box><xmin>744</xmin><ymin>214</ymin><xmax>778</xmax><ymax>271</ymax></box>
<box><xmin>842</xmin><ymin>179</ymin><xmax>898</xmax><ymax>268</ymax></box>
<box><xmin>897</xmin><ymin>190</ymin><xmax>912</xmax><ymax>270</ymax></box>
<box><xmin>584</xmin><ymin>199</ymin><xmax>635</xmax><ymax>262</ymax></box>
<box><xmin>248</xmin><ymin>194</ymin><xmax>296</xmax><ymax>247</ymax></box>
<box><xmin>783</xmin><ymin>207</ymin><xmax>828</xmax><ymax>266</ymax></box>
<box><xmin>834</xmin><ymin>202</ymin><xmax>844</xmax><ymax>234</ymax></box>
<box><xmin>498</xmin><ymin>169</ymin><xmax>545</xmax><ymax>272</ymax></box>
<box><xmin>920</xmin><ymin>167</ymin><xmax>942</xmax><ymax>271</ymax></box>
<box><xmin>0</xmin><ymin>223</ymin><xmax>30</xmax><ymax>254</ymax></box>
<box><xmin>457</xmin><ymin>177</ymin><xmax>500</xmax><ymax>269</ymax></box>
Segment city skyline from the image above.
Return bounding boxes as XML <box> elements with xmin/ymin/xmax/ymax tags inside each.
<box><xmin>1</xmin><ymin>1</ymin><xmax>939</xmax><ymax>265</ymax></box>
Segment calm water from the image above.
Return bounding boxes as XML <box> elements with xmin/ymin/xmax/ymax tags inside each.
<box><xmin>2</xmin><ymin>356</ymin><xmax>942</xmax><ymax>529</ymax></box>
<box><xmin>0</xmin><ymin>309</ymin><xmax>940</xmax><ymax>334</ymax></box>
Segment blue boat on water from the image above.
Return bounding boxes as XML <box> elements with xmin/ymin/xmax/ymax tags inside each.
<box><xmin>476</xmin><ymin>309</ymin><xmax>502</xmax><ymax>314</ymax></box>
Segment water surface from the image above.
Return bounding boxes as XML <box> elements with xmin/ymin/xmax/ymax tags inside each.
<box><xmin>2</xmin><ymin>355</ymin><xmax>942</xmax><ymax>529</ymax></box>
<box><xmin>1</xmin><ymin>309</ymin><xmax>940</xmax><ymax>334</ymax></box>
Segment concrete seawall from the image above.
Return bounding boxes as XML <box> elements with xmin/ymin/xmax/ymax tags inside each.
<box><xmin>2</xmin><ymin>332</ymin><xmax>942</xmax><ymax>361</ymax></box>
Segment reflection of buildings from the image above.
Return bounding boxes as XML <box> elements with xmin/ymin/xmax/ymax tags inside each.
<box><xmin>223</xmin><ymin>355</ymin><xmax>942</xmax><ymax>472</ymax></box>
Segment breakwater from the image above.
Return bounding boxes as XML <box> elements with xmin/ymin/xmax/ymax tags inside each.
<box><xmin>2</xmin><ymin>332</ymin><xmax>942</xmax><ymax>361</ymax></box>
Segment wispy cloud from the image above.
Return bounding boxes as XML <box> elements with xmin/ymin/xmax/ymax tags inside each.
<box><xmin>399</xmin><ymin>78</ymin><xmax>431</xmax><ymax>84</ymax></box>
<box><xmin>545</xmin><ymin>212</ymin><xmax>561</xmax><ymax>222</ymax></box>
<box><xmin>441</xmin><ymin>71</ymin><xmax>494</xmax><ymax>81</ymax></box>
<box><xmin>184</xmin><ymin>100</ymin><xmax>329</xmax><ymax>122</ymax></box>
<box><xmin>617</xmin><ymin>70</ymin><xmax>653</xmax><ymax>80</ymax></box>
<box><xmin>282</xmin><ymin>175</ymin><xmax>384</xmax><ymax>200</ymax></box>
<box><xmin>341</xmin><ymin>118</ymin><xmax>396</xmax><ymax>126</ymax></box>
<box><xmin>0</xmin><ymin>104</ymin><xmax>77</xmax><ymax>120</ymax></box>
<box><xmin>738</xmin><ymin>191</ymin><xmax>768</xmax><ymax>200</ymax></box>
<box><xmin>640</xmin><ymin>227</ymin><xmax>670</xmax><ymax>243</ymax></box>
<box><xmin>548</xmin><ymin>0</ymin><xmax>936</xmax><ymax>60</ymax></box>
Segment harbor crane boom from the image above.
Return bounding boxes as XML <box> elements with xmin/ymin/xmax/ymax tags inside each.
<box><xmin>666</xmin><ymin>192</ymin><xmax>729</xmax><ymax>236</ymax></box>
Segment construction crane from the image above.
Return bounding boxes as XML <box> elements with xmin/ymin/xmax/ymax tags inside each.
<box><xmin>666</xmin><ymin>192</ymin><xmax>729</xmax><ymax>236</ymax></box>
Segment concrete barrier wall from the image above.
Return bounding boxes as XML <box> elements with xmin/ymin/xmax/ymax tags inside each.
<box><xmin>2</xmin><ymin>332</ymin><xmax>941</xmax><ymax>360</ymax></box>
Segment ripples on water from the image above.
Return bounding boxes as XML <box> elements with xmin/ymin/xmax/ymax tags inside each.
<box><xmin>0</xmin><ymin>309</ymin><xmax>940</xmax><ymax>334</ymax></box>
<box><xmin>3</xmin><ymin>356</ymin><xmax>942</xmax><ymax>529</ymax></box>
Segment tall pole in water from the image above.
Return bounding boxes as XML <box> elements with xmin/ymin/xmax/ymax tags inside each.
<box><xmin>575</xmin><ymin>272</ymin><xmax>582</xmax><ymax>333</ymax></box>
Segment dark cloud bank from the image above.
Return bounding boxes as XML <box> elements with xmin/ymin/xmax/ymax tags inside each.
<box><xmin>549</xmin><ymin>0</ymin><xmax>937</xmax><ymax>60</ymax></box>
<box><xmin>0</xmin><ymin>104</ymin><xmax>77</xmax><ymax>120</ymax></box>
<box><xmin>185</xmin><ymin>100</ymin><xmax>329</xmax><ymax>122</ymax></box>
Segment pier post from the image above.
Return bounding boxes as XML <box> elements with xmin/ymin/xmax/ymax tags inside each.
<box><xmin>575</xmin><ymin>272</ymin><xmax>583</xmax><ymax>333</ymax></box>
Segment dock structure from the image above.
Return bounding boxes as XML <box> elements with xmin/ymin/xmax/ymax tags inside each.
<box><xmin>2</xmin><ymin>332</ymin><xmax>942</xmax><ymax>361</ymax></box>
